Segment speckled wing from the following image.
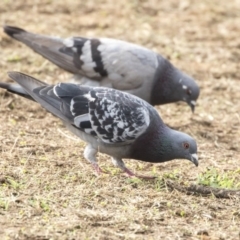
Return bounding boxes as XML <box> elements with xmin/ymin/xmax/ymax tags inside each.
<box><xmin>41</xmin><ymin>83</ymin><xmax>151</xmax><ymax>144</ymax></box>
<box><xmin>7</xmin><ymin>71</ymin><xmax>151</xmax><ymax>145</ymax></box>
<box><xmin>59</xmin><ymin>85</ymin><xmax>151</xmax><ymax>144</ymax></box>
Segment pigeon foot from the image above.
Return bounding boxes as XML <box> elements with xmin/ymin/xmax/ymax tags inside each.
<box><xmin>92</xmin><ymin>164</ymin><xmax>107</xmax><ymax>175</ymax></box>
<box><xmin>124</xmin><ymin>167</ymin><xmax>156</xmax><ymax>179</ymax></box>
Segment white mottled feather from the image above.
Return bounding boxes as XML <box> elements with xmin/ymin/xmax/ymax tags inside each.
<box><xmin>74</xmin><ymin>113</ymin><xmax>90</xmax><ymax>126</ymax></box>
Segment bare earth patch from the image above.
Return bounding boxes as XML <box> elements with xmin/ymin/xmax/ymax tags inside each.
<box><xmin>0</xmin><ymin>0</ymin><xmax>240</xmax><ymax>239</ymax></box>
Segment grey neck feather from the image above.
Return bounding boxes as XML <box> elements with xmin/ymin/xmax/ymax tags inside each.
<box><xmin>129</xmin><ymin>109</ymin><xmax>176</xmax><ymax>163</ymax></box>
<box><xmin>150</xmin><ymin>56</ymin><xmax>181</xmax><ymax>106</ymax></box>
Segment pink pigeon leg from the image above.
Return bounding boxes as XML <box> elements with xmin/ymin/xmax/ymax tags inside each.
<box><xmin>111</xmin><ymin>157</ymin><xmax>156</xmax><ymax>179</ymax></box>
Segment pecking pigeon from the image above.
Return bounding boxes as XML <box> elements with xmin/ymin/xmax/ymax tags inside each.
<box><xmin>3</xmin><ymin>26</ymin><xmax>200</xmax><ymax>112</ymax></box>
<box><xmin>0</xmin><ymin>72</ymin><xmax>198</xmax><ymax>178</ymax></box>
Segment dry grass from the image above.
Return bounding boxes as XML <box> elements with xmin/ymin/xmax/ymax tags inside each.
<box><xmin>0</xmin><ymin>0</ymin><xmax>240</xmax><ymax>239</ymax></box>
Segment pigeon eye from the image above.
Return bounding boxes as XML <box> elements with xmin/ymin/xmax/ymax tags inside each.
<box><xmin>183</xmin><ymin>142</ymin><xmax>190</xmax><ymax>149</ymax></box>
<box><xmin>186</xmin><ymin>89</ymin><xmax>192</xmax><ymax>95</ymax></box>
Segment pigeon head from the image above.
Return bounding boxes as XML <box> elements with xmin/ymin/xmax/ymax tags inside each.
<box><xmin>151</xmin><ymin>58</ymin><xmax>200</xmax><ymax>112</ymax></box>
<box><xmin>166</xmin><ymin>128</ymin><xmax>198</xmax><ymax>166</ymax></box>
<box><xmin>178</xmin><ymin>73</ymin><xmax>200</xmax><ymax>112</ymax></box>
<box><xmin>129</xmin><ymin>110</ymin><xmax>198</xmax><ymax>167</ymax></box>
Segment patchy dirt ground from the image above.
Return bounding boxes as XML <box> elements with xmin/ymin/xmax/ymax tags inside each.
<box><xmin>0</xmin><ymin>0</ymin><xmax>240</xmax><ymax>239</ymax></box>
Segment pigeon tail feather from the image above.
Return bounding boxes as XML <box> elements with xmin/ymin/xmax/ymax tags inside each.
<box><xmin>4</xmin><ymin>25</ymin><xmax>26</xmax><ymax>38</ymax></box>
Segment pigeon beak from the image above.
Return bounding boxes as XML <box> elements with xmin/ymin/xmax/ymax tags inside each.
<box><xmin>189</xmin><ymin>100</ymin><xmax>196</xmax><ymax>113</ymax></box>
<box><xmin>190</xmin><ymin>153</ymin><xmax>198</xmax><ymax>166</ymax></box>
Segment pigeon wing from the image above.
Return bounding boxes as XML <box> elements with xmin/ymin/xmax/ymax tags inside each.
<box><xmin>8</xmin><ymin>72</ymin><xmax>150</xmax><ymax>144</ymax></box>
<box><xmin>4</xmin><ymin>26</ymin><xmax>158</xmax><ymax>91</ymax></box>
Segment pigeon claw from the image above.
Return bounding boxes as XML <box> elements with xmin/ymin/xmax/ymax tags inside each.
<box><xmin>124</xmin><ymin>168</ymin><xmax>156</xmax><ymax>179</ymax></box>
<box><xmin>92</xmin><ymin>164</ymin><xmax>107</xmax><ymax>175</ymax></box>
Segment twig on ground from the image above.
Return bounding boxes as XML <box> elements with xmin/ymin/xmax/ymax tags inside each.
<box><xmin>165</xmin><ymin>180</ymin><xmax>240</xmax><ymax>199</ymax></box>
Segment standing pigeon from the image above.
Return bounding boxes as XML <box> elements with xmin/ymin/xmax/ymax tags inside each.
<box><xmin>3</xmin><ymin>26</ymin><xmax>200</xmax><ymax>112</ymax></box>
<box><xmin>0</xmin><ymin>72</ymin><xmax>198</xmax><ymax>178</ymax></box>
